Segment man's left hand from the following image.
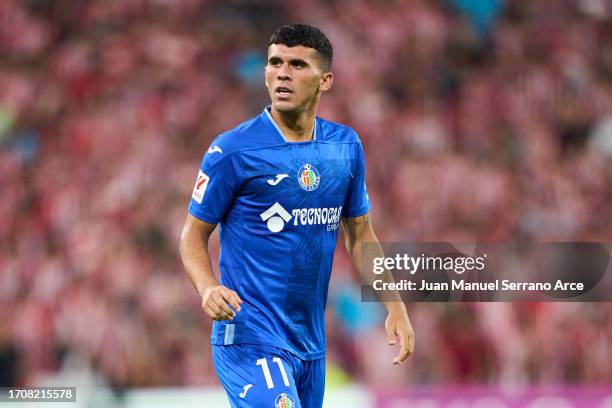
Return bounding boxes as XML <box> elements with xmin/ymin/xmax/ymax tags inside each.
<box><xmin>385</xmin><ymin>305</ymin><xmax>415</xmax><ymax>365</ymax></box>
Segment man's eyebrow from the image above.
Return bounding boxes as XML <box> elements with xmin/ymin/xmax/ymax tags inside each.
<box><xmin>267</xmin><ymin>56</ymin><xmax>309</xmax><ymax>65</ymax></box>
<box><xmin>289</xmin><ymin>58</ymin><xmax>309</xmax><ymax>65</ymax></box>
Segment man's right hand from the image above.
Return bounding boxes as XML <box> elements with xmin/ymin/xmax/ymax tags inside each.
<box><xmin>201</xmin><ymin>285</ymin><xmax>243</xmax><ymax>321</ymax></box>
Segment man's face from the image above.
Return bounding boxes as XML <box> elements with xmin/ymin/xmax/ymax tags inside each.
<box><xmin>265</xmin><ymin>44</ymin><xmax>332</xmax><ymax>113</ymax></box>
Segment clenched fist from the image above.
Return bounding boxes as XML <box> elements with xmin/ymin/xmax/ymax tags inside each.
<box><xmin>201</xmin><ymin>285</ymin><xmax>243</xmax><ymax>321</ymax></box>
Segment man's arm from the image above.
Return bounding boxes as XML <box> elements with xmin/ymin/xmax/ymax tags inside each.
<box><xmin>341</xmin><ymin>213</ymin><xmax>415</xmax><ymax>365</ymax></box>
<box><xmin>180</xmin><ymin>213</ymin><xmax>242</xmax><ymax>321</ymax></box>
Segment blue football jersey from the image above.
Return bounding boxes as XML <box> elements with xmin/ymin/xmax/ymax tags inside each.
<box><xmin>188</xmin><ymin>107</ymin><xmax>370</xmax><ymax>360</ymax></box>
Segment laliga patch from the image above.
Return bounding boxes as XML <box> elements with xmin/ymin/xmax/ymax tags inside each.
<box><xmin>192</xmin><ymin>170</ymin><xmax>209</xmax><ymax>204</ymax></box>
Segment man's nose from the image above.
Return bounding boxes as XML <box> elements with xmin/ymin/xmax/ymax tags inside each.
<box><xmin>277</xmin><ymin>63</ymin><xmax>291</xmax><ymax>81</ymax></box>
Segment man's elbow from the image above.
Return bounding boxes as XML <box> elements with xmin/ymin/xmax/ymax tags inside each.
<box><xmin>179</xmin><ymin>223</ymin><xmax>199</xmax><ymax>257</ymax></box>
<box><xmin>179</xmin><ymin>226</ymin><xmax>190</xmax><ymax>258</ymax></box>
<box><xmin>180</xmin><ymin>217</ymin><xmax>212</xmax><ymax>253</ymax></box>
<box><xmin>344</xmin><ymin>236</ymin><xmax>356</xmax><ymax>258</ymax></box>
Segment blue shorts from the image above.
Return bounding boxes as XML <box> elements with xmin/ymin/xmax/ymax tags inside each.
<box><xmin>212</xmin><ymin>343</ymin><xmax>325</xmax><ymax>408</ymax></box>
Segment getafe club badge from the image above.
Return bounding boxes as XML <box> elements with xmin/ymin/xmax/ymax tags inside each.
<box><xmin>274</xmin><ymin>393</ymin><xmax>295</xmax><ymax>408</ymax></box>
<box><xmin>297</xmin><ymin>163</ymin><xmax>320</xmax><ymax>191</ymax></box>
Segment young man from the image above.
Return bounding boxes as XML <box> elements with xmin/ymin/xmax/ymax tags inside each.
<box><xmin>180</xmin><ymin>24</ymin><xmax>414</xmax><ymax>408</ymax></box>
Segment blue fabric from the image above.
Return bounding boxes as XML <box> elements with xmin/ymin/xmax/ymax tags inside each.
<box><xmin>213</xmin><ymin>343</ymin><xmax>325</xmax><ymax>408</ymax></box>
<box><xmin>188</xmin><ymin>107</ymin><xmax>370</xmax><ymax>360</ymax></box>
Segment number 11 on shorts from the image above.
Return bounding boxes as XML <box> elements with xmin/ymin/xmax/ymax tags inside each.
<box><xmin>256</xmin><ymin>357</ymin><xmax>290</xmax><ymax>389</ymax></box>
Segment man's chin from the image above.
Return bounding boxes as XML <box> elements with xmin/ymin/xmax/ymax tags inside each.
<box><xmin>272</xmin><ymin>100</ymin><xmax>297</xmax><ymax>112</ymax></box>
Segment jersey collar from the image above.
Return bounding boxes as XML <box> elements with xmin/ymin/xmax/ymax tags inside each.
<box><xmin>263</xmin><ymin>106</ymin><xmax>317</xmax><ymax>143</ymax></box>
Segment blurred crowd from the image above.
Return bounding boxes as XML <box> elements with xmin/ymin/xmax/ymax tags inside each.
<box><xmin>1</xmin><ymin>0</ymin><xmax>611</xmax><ymax>390</ymax></box>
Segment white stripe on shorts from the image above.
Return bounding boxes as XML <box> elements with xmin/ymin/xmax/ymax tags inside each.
<box><xmin>224</xmin><ymin>324</ymin><xmax>235</xmax><ymax>345</ymax></box>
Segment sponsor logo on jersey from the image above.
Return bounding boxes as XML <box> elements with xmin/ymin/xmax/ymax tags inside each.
<box><xmin>297</xmin><ymin>163</ymin><xmax>320</xmax><ymax>191</ymax></box>
<box><xmin>274</xmin><ymin>393</ymin><xmax>295</xmax><ymax>408</ymax></box>
<box><xmin>260</xmin><ymin>202</ymin><xmax>292</xmax><ymax>233</ymax></box>
<box><xmin>192</xmin><ymin>170</ymin><xmax>209</xmax><ymax>204</ymax></box>
<box><xmin>260</xmin><ymin>203</ymin><xmax>342</xmax><ymax>232</ymax></box>
<box><xmin>291</xmin><ymin>206</ymin><xmax>342</xmax><ymax>230</ymax></box>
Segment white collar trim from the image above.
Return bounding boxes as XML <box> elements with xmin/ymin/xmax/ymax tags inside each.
<box><xmin>264</xmin><ymin>107</ymin><xmax>317</xmax><ymax>142</ymax></box>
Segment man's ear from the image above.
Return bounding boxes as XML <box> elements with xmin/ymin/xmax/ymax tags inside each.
<box><xmin>320</xmin><ymin>72</ymin><xmax>333</xmax><ymax>92</ymax></box>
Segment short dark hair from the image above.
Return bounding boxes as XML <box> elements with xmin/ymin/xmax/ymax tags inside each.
<box><xmin>268</xmin><ymin>24</ymin><xmax>333</xmax><ymax>71</ymax></box>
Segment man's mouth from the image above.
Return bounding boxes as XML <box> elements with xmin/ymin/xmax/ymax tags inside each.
<box><xmin>275</xmin><ymin>86</ymin><xmax>293</xmax><ymax>97</ymax></box>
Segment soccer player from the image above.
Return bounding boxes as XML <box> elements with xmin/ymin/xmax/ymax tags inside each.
<box><xmin>180</xmin><ymin>23</ymin><xmax>414</xmax><ymax>408</ymax></box>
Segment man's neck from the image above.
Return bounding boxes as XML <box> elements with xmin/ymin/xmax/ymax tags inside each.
<box><xmin>270</xmin><ymin>106</ymin><xmax>316</xmax><ymax>142</ymax></box>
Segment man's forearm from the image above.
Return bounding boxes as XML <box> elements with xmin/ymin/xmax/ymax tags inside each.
<box><xmin>180</xmin><ymin>230</ymin><xmax>218</xmax><ymax>297</ymax></box>
<box><xmin>346</xmin><ymin>227</ymin><xmax>403</xmax><ymax>308</ymax></box>
<box><xmin>344</xmin><ymin>215</ymin><xmax>415</xmax><ymax>364</ymax></box>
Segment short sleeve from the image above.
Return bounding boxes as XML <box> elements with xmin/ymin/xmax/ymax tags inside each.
<box><xmin>343</xmin><ymin>141</ymin><xmax>371</xmax><ymax>218</ymax></box>
<box><xmin>188</xmin><ymin>149</ymin><xmax>241</xmax><ymax>224</ymax></box>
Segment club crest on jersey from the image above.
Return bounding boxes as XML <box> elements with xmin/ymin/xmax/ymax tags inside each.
<box><xmin>297</xmin><ymin>164</ymin><xmax>320</xmax><ymax>191</ymax></box>
<box><xmin>274</xmin><ymin>393</ymin><xmax>295</xmax><ymax>408</ymax></box>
